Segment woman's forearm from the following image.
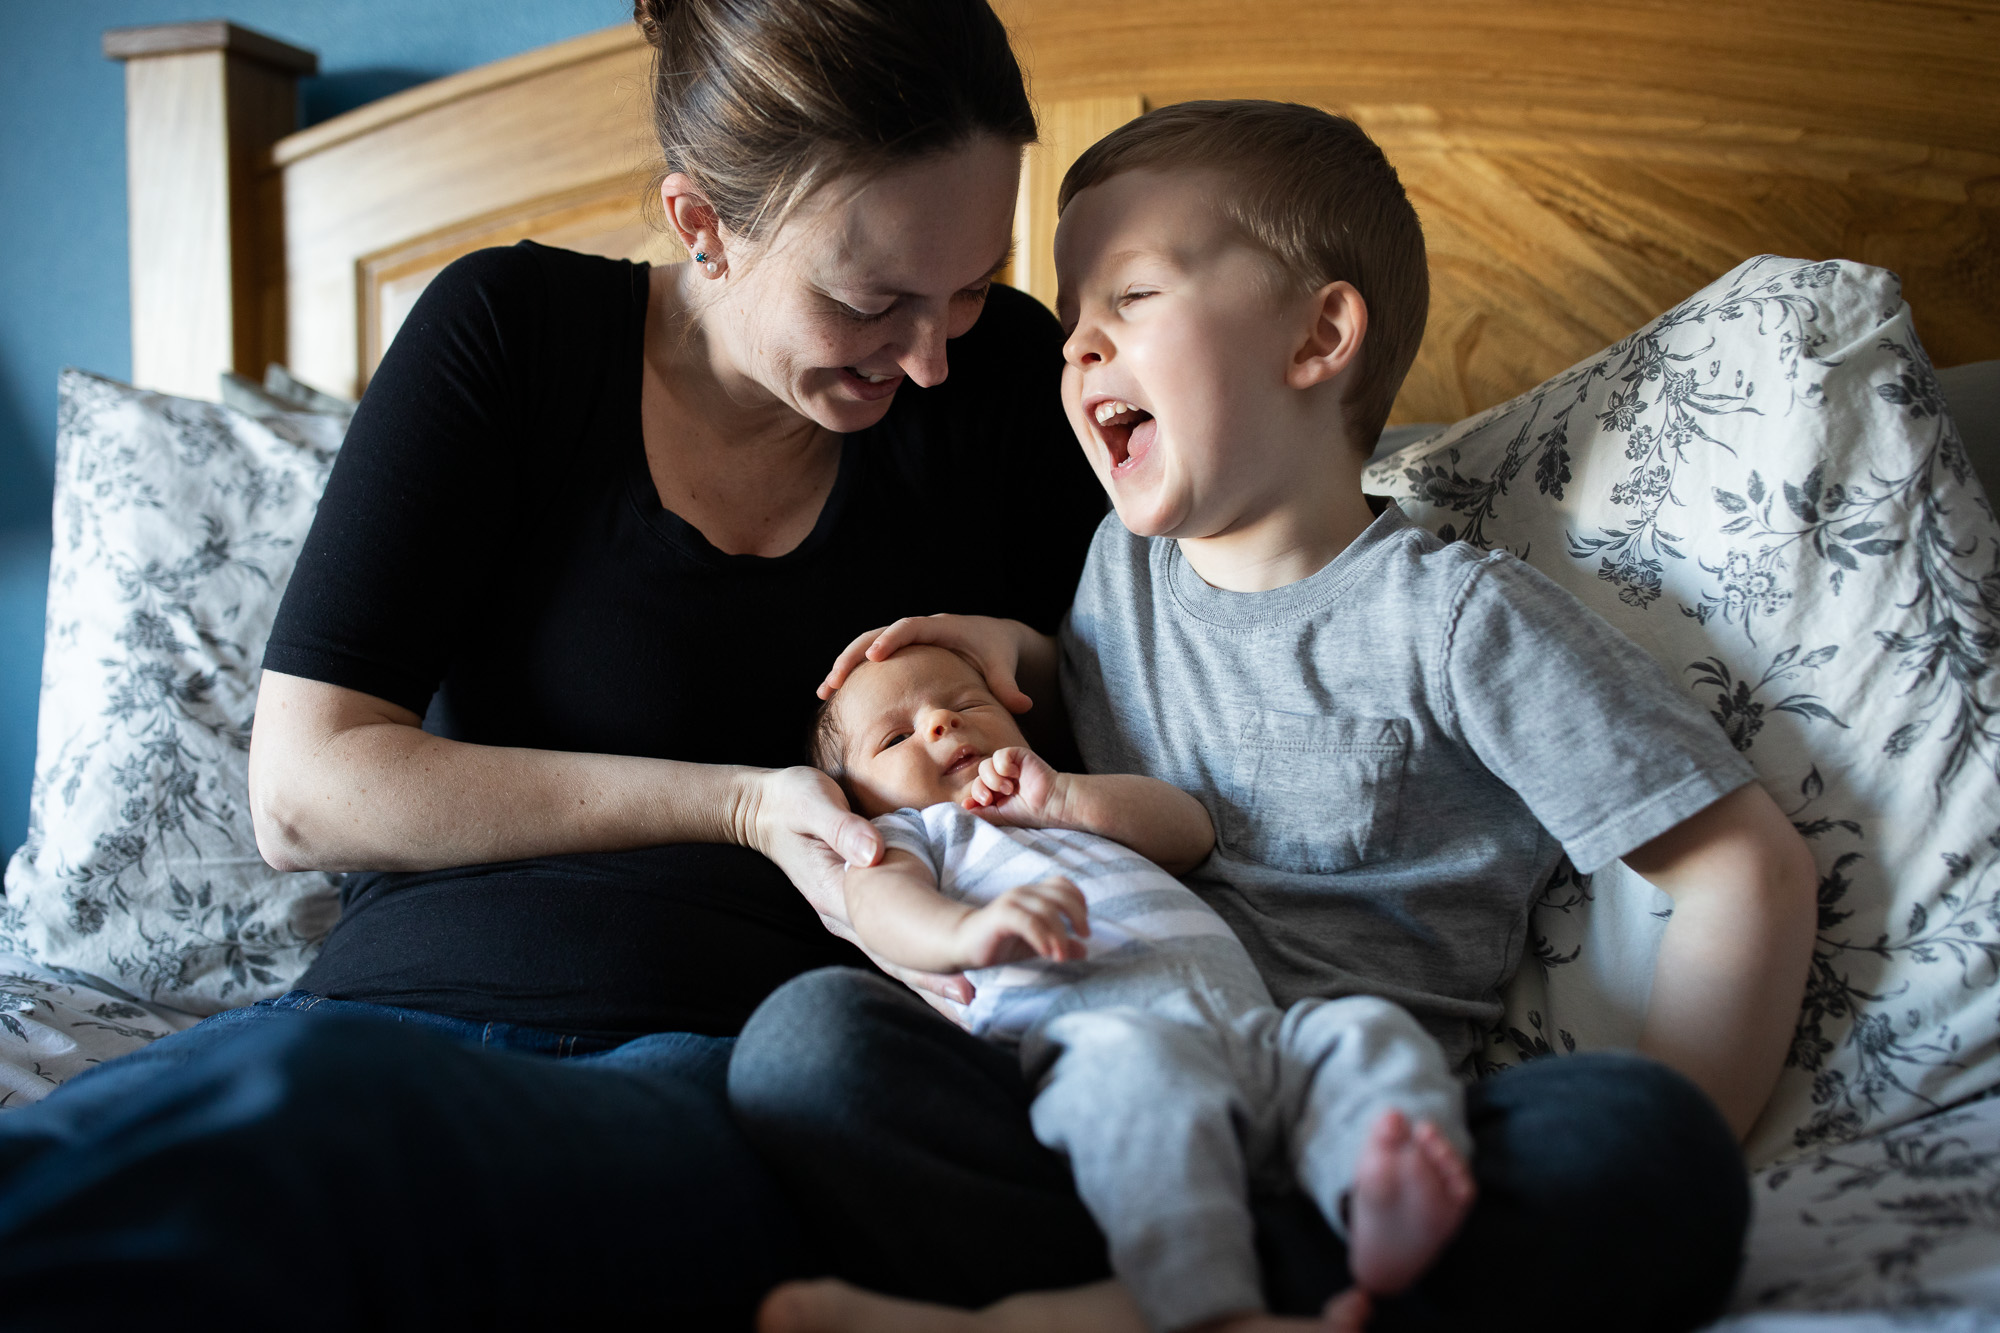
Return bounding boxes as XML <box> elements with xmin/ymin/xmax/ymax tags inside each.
<box><xmin>249</xmin><ymin>671</ymin><xmax>755</xmax><ymax>873</ymax></box>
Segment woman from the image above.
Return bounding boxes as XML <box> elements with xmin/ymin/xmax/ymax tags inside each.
<box><xmin>0</xmin><ymin>1</ymin><xmax>1105</xmax><ymax>1325</ymax></box>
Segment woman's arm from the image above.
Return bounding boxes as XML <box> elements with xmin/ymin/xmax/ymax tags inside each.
<box><xmin>249</xmin><ymin>670</ymin><xmax>882</xmax><ymax>898</ymax></box>
<box><xmin>1623</xmin><ymin>781</ymin><xmax>1819</xmax><ymax>1139</ymax></box>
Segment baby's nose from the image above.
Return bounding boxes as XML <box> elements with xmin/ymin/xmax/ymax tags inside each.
<box><xmin>927</xmin><ymin>712</ymin><xmax>961</xmax><ymax>740</ymax></box>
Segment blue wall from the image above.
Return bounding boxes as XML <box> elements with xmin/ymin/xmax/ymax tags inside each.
<box><xmin>0</xmin><ymin>1</ymin><xmax>629</xmax><ymax>866</ymax></box>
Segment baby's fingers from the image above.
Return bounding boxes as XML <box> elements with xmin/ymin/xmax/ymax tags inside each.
<box><xmin>1000</xmin><ymin>900</ymin><xmax>1082</xmax><ymax>961</ymax></box>
<box><xmin>974</xmin><ymin>756</ymin><xmax>1019</xmax><ymax>799</ymax></box>
<box><xmin>1036</xmin><ymin>878</ymin><xmax>1090</xmax><ymax>939</ymax></box>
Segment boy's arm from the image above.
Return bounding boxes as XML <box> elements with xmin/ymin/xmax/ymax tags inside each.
<box><xmin>967</xmin><ymin>749</ymin><xmax>1216</xmax><ymax>876</ymax></box>
<box><xmin>1623</xmin><ymin>781</ymin><xmax>1819</xmax><ymax>1140</ymax></box>
<box><xmin>846</xmin><ymin>847</ymin><xmax>1089</xmax><ymax>974</ymax></box>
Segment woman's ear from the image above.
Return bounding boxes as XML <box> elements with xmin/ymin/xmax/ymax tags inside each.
<box><xmin>660</xmin><ymin>172</ymin><xmax>724</xmax><ymax>269</ymax></box>
<box><xmin>1287</xmin><ymin>280</ymin><xmax>1368</xmax><ymax>391</ymax></box>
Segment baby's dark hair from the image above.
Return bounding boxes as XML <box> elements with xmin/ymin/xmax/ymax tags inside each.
<box><xmin>809</xmin><ymin>692</ymin><xmax>856</xmax><ymax>801</ymax></box>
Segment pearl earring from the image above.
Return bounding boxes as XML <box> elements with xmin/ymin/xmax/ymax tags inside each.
<box><xmin>693</xmin><ymin>249</ymin><xmax>721</xmax><ymax>276</ymax></box>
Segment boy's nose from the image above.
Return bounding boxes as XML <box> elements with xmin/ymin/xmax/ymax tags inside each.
<box><xmin>923</xmin><ymin>709</ymin><xmax>961</xmax><ymax>741</ymax></box>
<box><xmin>1063</xmin><ymin>318</ymin><xmax>1110</xmax><ymax>368</ymax></box>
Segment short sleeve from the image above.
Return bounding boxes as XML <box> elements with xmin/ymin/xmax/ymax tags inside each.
<box><xmin>1439</xmin><ymin>553</ymin><xmax>1756</xmax><ymax>873</ymax></box>
<box><xmin>261</xmin><ymin>246</ymin><xmax>550</xmax><ymax>714</ymax></box>
<box><xmin>872</xmin><ymin>810</ymin><xmax>941</xmax><ymax>881</ymax></box>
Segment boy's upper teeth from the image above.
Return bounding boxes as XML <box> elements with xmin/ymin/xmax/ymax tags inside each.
<box><xmin>1095</xmin><ymin>399</ymin><xmax>1141</xmax><ymax>425</ymax></box>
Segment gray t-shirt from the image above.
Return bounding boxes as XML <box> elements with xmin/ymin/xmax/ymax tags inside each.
<box><xmin>1059</xmin><ymin>504</ymin><xmax>1754</xmax><ymax>1072</ymax></box>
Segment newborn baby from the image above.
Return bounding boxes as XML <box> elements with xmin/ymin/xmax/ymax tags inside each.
<box><xmin>808</xmin><ymin>643</ymin><xmax>1474</xmax><ymax>1333</ymax></box>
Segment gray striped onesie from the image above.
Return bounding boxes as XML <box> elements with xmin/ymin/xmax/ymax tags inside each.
<box><xmin>874</xmin><ymin>802</ymin><xmax>1468</xmax><ymax>1333</ymax></box>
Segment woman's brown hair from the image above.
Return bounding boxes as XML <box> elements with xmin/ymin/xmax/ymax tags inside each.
<box><xmin>633</xmin><ymin>0</ymin><xmax>1037</xmax><ymax>239</ymax></box>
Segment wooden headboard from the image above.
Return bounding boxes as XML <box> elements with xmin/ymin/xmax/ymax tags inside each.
<box><xmin>108</xmin><ymin>3</ymin><xmax>2000</xmax><ymax>425</ymax></box>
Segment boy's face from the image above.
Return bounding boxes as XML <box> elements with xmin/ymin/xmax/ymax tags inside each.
<box><xmin>831</xmin><ymin>646</ymin><xmax>1029</xmax><ymax>818</ymax></box>
<box><xmin>1054</xmin><ymin>168</ymin><xmax>1324</xmax><ymax>543</ymax></box>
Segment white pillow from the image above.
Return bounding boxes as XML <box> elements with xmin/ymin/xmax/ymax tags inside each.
<box><xmin>1</xmin><ymin>370</ymin><xmax>344</xmax><ymax>1013</ymax></box>
<box><xmin>1364</xmin><ymin>256</ymin><xmax>2000</xmax><ymax>1168</ymax></box>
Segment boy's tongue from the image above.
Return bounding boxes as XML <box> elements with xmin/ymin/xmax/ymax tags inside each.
<box><xmin>1116</xmin><ymin>416</ymin><xmax>1157</xmax><ymax>471</ymax></box>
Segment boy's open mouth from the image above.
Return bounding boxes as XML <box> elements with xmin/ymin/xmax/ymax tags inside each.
<box><xmin>1091</xmin><ymin>398</ymin><xmax>1157</xmax><ymax>470</ymax></box>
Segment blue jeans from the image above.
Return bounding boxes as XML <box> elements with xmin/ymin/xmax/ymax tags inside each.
<box><xmin>729</xmin><ymin>967</ymin><xmax>1751</xmax><ymax>1332</ymax></box>
<box><xmin>0</xmin><ymin>992</ymin><xmax>802</xmax><ymax>1330</ymax></box>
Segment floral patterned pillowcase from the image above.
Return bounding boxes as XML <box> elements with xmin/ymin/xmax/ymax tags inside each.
<box><xmin>0</xmin><ymin>370</ymin><xmax>346</xmax><ymax>1015</ymax></box>
<box><xmin>1364</xmin><ymin>255</ymin><xmax>2000</xmax><ymax>1169</ymax></box>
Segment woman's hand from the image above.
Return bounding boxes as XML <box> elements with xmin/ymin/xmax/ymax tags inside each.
<box><xmin>733</xmin><ymin>765</ymin><xmax>972</xmax><ymax>1004</ymax></box>
<box><xmin>818</xmin><ymin>614</ymin><xmax>1047</xmax><ymax>714</ymax></box>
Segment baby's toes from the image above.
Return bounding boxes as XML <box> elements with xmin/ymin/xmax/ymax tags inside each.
<box><xmin>1412</xmin><ymin>1123</ymin><xmax>1476</xmax><ymax>1201</ymax></box>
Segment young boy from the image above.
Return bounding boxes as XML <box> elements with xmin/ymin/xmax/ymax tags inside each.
<box><xmin>772</xmin><ymin>100</ymin><xmax>1816</xmax><ymax>1332</ymax></box>
<box><xmin>810</xmin><ymin>641</ymin><xmax>1473</xmax><ymax>1332</ymax></box>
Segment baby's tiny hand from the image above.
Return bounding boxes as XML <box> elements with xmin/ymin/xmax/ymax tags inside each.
<box><xmin>962</xmin><ymin>747</ymin><xmax>1067</xmax><ymax>827</ymax></box>
<box><xmin>951</xmin><ymin>878</ymin><xmax>1089</xmax><ymax>969</ymax></box>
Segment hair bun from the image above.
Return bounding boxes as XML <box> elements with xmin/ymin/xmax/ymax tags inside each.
<box><xmin>632</xmin><ymin>0</ymin><xmax>682</xmax><ymax>49</ymax></box>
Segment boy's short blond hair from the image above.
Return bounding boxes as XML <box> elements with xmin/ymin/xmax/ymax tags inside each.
<box><xmin>1059</xmin><ymin>100</ymin><xmax>1428</xmax><ymax>451</ymax></box>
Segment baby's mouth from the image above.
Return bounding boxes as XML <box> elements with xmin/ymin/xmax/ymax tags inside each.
<box><xmin>943</xmin><ymin>746</ymin><xmax>983</xmax><ymax>776</ymax></box>
<box><xmin>1092</xmin><ymin>398</ymin><xmax>1156</xmax><ymax>469</ymax></box>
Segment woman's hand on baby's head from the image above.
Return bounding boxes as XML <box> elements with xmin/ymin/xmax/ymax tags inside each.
<box><xmin>962</xmin><ymin>747</ymin><xmax>1068</xmax><ymax>827</ymax></box>
<box><xmin>817</xmin><ymin>614</ymin><xmax>1035</xmax><ymax>713</ymax></box>
<box><xmin>952</xmin><ymin>877</ymin><xmax>1089</xmax><ymax>969</ymax></box>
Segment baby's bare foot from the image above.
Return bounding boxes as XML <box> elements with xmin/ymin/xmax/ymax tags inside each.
<box><xmin>1346</xmin><ymin>1109</ymin><xmax>1476</xmax><ymax>1295</ymax></box>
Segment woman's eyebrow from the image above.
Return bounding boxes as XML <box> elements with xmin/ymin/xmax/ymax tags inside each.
<box><xmin>859</xmin><ymin>244</ymin><xmax>1016</xmax><ymax>301</ymax></box>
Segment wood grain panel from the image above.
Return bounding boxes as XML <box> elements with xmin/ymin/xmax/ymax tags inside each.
<box><xmin>361</xmin><ymin>184</ymin><xmax>687</xmax><ymax>379</ymax></box>
<box><xmin>992</xmin><ymin>0</ymin><xmax>2000</xmax><ymax>424</ymax></box>
<box><xmin>277</xmin><ymin>27</ymin><xmax>657</xmax><ymax>397</ymax></box>
<box><xmin>1011</xmin><ymin>96</ymin><xmax>1147</xmax><ymax>308</ymax></box>
<box><xmin>122</xmin><ymin>52</ymin><xmax>230</xmax><ymax>399</ymax></box>
<box><xmin>111</xmin><ymin>26</ymin><xmax>309</xmax><ymax>399</ymax></box>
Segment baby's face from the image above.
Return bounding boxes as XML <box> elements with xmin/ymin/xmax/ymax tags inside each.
<box><xmin>831</xmin><ymin>646</ymin><xmax>1029</xmax><ymax>818</ymax></box>
<box><xmin>1054</xmin><ymin>168</ymin><xmax>1318</xmax><ymax>543</ymax></box>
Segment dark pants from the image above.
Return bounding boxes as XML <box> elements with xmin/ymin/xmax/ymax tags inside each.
<box><xmin>0</xmin><ymin>993</ymin><xmax>802</xmax><ymax>1331</ymax></box>
<box><xmin>728</xmin><ymin>967</ymin><xmax>1751</xmax><ymax>1333</ymax></box>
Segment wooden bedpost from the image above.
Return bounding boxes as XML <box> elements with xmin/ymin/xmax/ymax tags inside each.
<box><xmin>104</xmin><ymin>21</ymin><xmax>316</xmax><ymax>400</ymax></box>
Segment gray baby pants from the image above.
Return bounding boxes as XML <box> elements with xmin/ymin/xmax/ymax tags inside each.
<box><xmin>1022</xmin><ymin>979</ymin><xmax>1467</xmax><ymax>1333</ymax></box>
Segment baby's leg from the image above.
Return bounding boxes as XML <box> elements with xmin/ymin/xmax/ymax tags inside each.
<box><xmin>1028</xmin><ymin>1005</ymin><xmax>1267</xmax><ymax>1330</ymax></box>
<box><xmin>1275</xmin><ymin>996</ymin><xmax>1474</xmax><ymax>1294</ymax></box>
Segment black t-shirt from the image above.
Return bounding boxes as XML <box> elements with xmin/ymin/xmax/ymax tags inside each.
<box><xmin>264</xmin><ymin>242</ymin><xmax>1105</xmax><ymax>1040</ymax></box>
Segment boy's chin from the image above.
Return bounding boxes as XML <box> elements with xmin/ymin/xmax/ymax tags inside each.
<box><xmin>1107</xmin><ymin>494</ymin><xmax>1186</xmax><ymax>541</ymax></box>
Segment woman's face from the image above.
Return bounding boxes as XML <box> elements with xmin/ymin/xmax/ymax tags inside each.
<box><xmin>703</xmin><ymin>135</ymin><xmax>1022</xmax><ymax>434</ymax></box>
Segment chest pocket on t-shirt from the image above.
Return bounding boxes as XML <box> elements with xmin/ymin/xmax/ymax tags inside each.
<box><xmin>1216</xmin><ymin>712</ymin><xmax>1411</xmax><ymax>875</ymax></box>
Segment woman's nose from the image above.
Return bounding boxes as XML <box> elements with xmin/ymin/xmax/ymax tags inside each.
<box><xmin>899</xmin><ymin>318</ymin><xmax>951</xmax><ymax>388</ymax></box>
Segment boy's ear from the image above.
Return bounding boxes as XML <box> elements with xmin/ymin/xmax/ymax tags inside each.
<box><xmin>1287</xmin><ymin>280</ymin><xmax>1368</xmax><ymax>391</ymax></box>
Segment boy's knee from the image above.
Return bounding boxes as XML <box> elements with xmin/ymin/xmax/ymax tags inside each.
<box><xmin>1457</xmin><ymin>1051</ymin><xmax>1747</xmax><ymax>1330</ymax></box>
<box><xmin>730</xmin><ymin>966</ymin><xmax>935</xmax><ymax>1129</ymax></box>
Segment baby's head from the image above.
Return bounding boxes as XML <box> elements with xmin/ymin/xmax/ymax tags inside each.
<box><xmin>812</xmin><ymin>644</ymin><xmax>1028</xmax><ymax>818</ymax></box>
<box><xmin>1052</xmin><ymin>101</ymin><xmax>1427</xmax><ymax>539</ymax></box>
